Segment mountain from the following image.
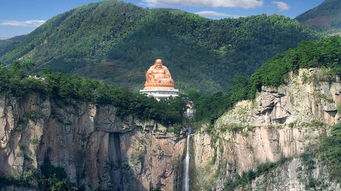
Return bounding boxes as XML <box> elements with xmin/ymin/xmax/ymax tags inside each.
<box><xmin>296</xmin><ymin>0</ymin><xmax>341</xmax><ymax>32</ymax></box>
<box><xmin>0</xmin><ymin>37</ymin><xmax>340</xmax><ymax>191</ymax></box>
<box><xmin>0</xmin><ymin>1</ymin><xmax>318</xmax><ymax>92</ymax></box>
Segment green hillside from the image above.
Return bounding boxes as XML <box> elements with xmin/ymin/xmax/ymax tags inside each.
<box><xmin>192</xmin><ymin>36</ymin><xmax>341</xmax><ymax>123</ymax></box>
<box><xmin>296</xmin><ymin>0</ymin><xmax>341</xmax><ymax>32</ymax></box>
<box><xmin>0</xmin><ymin>1</ymin><xmax>318</xmax><ymax>92</ymax></box>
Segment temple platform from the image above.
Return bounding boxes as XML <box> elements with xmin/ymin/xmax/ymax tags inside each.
<box><xmin>140</xmin><ymin>89</ymin><xmax>179</xmax><ymax>100</ymax></box>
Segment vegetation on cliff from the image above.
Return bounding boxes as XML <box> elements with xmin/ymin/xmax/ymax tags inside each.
<box><xmin>0</xmin><ymin>62</ymin><xmax>185</xmax><ymax>125</ymax></box>
<box><xmin>222</xmin><ymin>123</ymin><xmax>341</xmax><ymax>190</ymax></box>
<box><xmin>191</xmin><ymin>36</ymin><xmax>341</xmax><ymax>123</ymax></box>
<box><xmin>224</xmin><ymin>158</ymin><xmax>291</xmax><ymax>190</ymax></box>
<box><xmin>0</xmin><ymin>159</ymin><xmax>76</xmax><ymax>190</ymax></box>
<box><xmin>320</xmin><ymin>123</ymin><xmax>341</xmax><ymax>183</ymax></box>
<box><xmin>0</xmin><ymin>1</ymin><xmax>318</xmax><ymax>92</ymax></box>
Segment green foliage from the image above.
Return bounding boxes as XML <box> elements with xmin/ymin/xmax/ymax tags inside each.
<box><xmin>252</xmin><ymin>36</ymin><xmax>341</xmax><ymax>87</ymax></box>
<box><xmin>31</xmin><ymin>138</ymin><xmax>39</xmax><ymax>144</ymax></box>
<box><xmin>24</xmin><ymin>110</ymin><xmax>44</xmax><ymax>122</ymax></box>
<box><xmin>0</xmin><ymin>61</ymin><xmax>48</xmax><ymax>98</ymax></box>
<box><xmin>0</xmin><ymin>161</ymin><xmax>77</xmax><ymax>190</ymax></box>
<box><xmin>319</xmin><ymin>123</ymin><xmax>341</xmax><ymax>183</ymax></box>
<box><xmin>0</xmin><ymin>61</ymin><xmax>186</xmax><ymax>126</ymax></box>
<box><xmin>224</xmin><ymin>158</ymin><xmax>291</xmax><ymax>190</ymax></box>
<box><xmin>39</xmin><ymin>159</ymin><xmax>77</xmax><ymax>191</ymax></box>
<box><xmin>0</xmin><ymin>1</ymin><xmax>318</xmax><ymax>92</ymax></box>
<box><xmin>302</xmin><ymin>71</ymin><xmax>309</xmax><ymax>83</ymax></box>
<box><xmin>299</xmin><ymin>148</ymin><xmax>324</xmax><ymax>189</ymax></box>
<box><xmin>191</xmin><ymin>36</ymin><xmax>341</xmax><ymax>123</ymax></box>
<box><xmin>22</xmin><ymin>169</ymin><xmax>39</xmax><ymax>186</ymax></box>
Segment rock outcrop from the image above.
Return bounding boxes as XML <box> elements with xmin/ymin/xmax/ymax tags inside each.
<box><xmin>1</xmin><ymin>68</ymin><xmax>340</xmax><ymax>191</ymax></box>
<box><xmin>235</xmin><ymin>158</ymin><xmax>341</xmax><ymax>191</ymax></box>
<box><xmin>0</xmin><ymin>93</ymin><xmax>185</xmax><ymax>191</ymax></box>
<box><xmin>191</xmin><ymin>69</ymin><xmax>341</xmax><ymax>190</ymax></box>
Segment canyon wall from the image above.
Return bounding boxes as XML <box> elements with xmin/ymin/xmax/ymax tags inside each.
<box><xmin>0</xmin><ymin>68</ymin><xmax>340</xmax><ymax>191</ymax></box>
<box><xmin>0</xmin><ymin>93</ymin><xmax>185</xmax><ymax>191</ymax></box>
<box><xmin>191</xmin><ymin>68</ymin><xmax>341</xmax><ymax>190</ymax></box>
<box><xmin>235</xmin><ymin>157</ymin><xmax>341</xmax><ymax>191</ymax></box>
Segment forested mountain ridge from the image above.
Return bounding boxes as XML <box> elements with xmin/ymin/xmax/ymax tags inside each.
<box><xmin>296</xmin><ymin>0</ymin><xmax>341</xmax><ymax>32</ymax></box>
<box><xmin>0</xmin><ymin>1</ymin><xmax>318</xmax><ymax>92</ymax></box>
<box><xmin>0</xmin><ymin>37</ymin><xmax>339</xmax><ymax>191</ymax></box>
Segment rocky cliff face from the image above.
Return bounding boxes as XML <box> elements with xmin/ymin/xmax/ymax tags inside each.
<box><xmin>191</xmin><ymin>68</ymin><xmax>341</xmax><ymax>190</ymax></box>
<box><xmin>0</xmin><ymin>93</ymin><xmax>185</xmax><ymax>191</ymax></box>
<box><xmin>1</xmin><ymin>68</ymin><xmax>340</xmax><ymax>191</ymax></box>
<box><xmin>235</xmin><ymin>157</ymin><xmax>341</xmax><ymax>191</ymax></box>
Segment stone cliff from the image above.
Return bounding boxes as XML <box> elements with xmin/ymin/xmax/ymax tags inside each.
<box><xmin>0</xmin><ymin>93</ymin><xmax>185</xmax><ymax>191</ymax></box>
<box><xmin>191</xmin><ymin>68</ymin><xmax>341</xmax><ymax>190</ymax></box>
<box><xmin>234</xmin><ymin>157</ymin><xmax>341</xmax><ymax>191</ymax></box>
<box><xmin>0</xmin><ymin>68</ymin><xmax>340</xmax><ymax>191</ymax></box>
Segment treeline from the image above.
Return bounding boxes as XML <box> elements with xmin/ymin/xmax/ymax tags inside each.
<box><xmin>191</xmin><ymin>36</ymin><xmax>341</xmax><ymax>123</ymax></box>
<box><xmin>0</xmin><ymin>62</ymin><xmax>185</xmax><ymax>125</ymax></box>
<box><xmin>107</xmin><ymin>12</ymin><xmax>319</xmax><ymax>92</ymax></box>
<box><xmin>0</xmin><ymin>0</ymin><xmax>318</xmax><ymax>92</ymax></box>
<box><xmin>1</xmin><ymin>36</ymin><xmax>339</xmax><ymax>126</ymax></box>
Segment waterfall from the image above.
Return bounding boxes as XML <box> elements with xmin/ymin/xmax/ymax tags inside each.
<box><xmin>183</xmin><ymin>99</ymin><xmax>194</xmax><ymax>191</ymax></box>
<box><xmin>183</xmin><ymin>127</ymin><xmax>191</xmax><ymax>191</ymax></box>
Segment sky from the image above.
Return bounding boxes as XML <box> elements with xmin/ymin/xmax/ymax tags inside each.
<box><xmin>0</xmin><ymin>0</ymin><xmax>324</xmax><ymax>39</ymax></box>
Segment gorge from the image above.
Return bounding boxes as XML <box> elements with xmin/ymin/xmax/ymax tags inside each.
<box><xmin>0</xmin><ymin>67</ymin><xmax>340</xmax><ymax>191</ymax></box>
<box><xmin>0</xmin><ymin>1</ymin><xmax>340</xmax><ymax>190</ymax></box>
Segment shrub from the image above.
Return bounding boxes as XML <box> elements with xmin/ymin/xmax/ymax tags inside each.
<box><xmin>0</xmin><ymin>62</ymin><xmax>186</xmax><ymax>126</ymax></box>
<box><xmin>319</xmin><ymin>123</ymin><xmax>341</xmax><ymax>183</ymax></box>
<box><xmin>224</xmin><ymin>157</ymin><xmax>291</xmax><ymax>190</ymax></box>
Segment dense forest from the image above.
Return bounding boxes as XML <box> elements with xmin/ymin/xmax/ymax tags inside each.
<box><xmin>2</xmin><ymin>36</ymin><xmax>339</xmax><ymax>126</ymax></box>
<box><xmin>191</xmin><ymin>36</ymin><xmax>341</xmax><ymax>123</ymax></box>
<box><xmin>0</xmin><ymin>0</ymin><xmax>318</xmax><ymax>92</ymax></box>
<box><xmin>0</xmin><ymin>35</ymin><xmax>339</xmax><ymax>191</ymax></box>
<box><xmin>1</xmin><ymin>1</ymin><xmax>341</xmax><ymax>190</ymax></box>
<box><xmin>0</xmin><ymin>62</ymin><xmax>186</xmax><ymax>126</ymax></box>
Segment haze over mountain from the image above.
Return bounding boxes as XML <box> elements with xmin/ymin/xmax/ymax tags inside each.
<box><xmin>0</xmin><ymin>1</ymin><xmax>318</xmax><ymax>92</ymax></box>
<box><xmin>296</xmin><ymin>0</ymin><xmax>341</xmax><ymax>32</ymax></box>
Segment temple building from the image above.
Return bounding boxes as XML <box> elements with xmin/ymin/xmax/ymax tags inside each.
<box><xmin>140</xmin><ymin>59</ymin><xmax>179</xmax><ymax>100</ymax></box>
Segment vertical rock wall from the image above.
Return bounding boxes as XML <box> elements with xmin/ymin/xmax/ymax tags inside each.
<box><xmin>0</xmin><ymin>93</ymin><xmax>185</xmax><ymax>191</ymax></box>
<box><xmin>235</xmin><ymin>158</ymin><xmax>341</xmax><ymax>191</ymax></box>
<box><xmin>191</xmin><ymin>69</ymin><xmax>341</xmax><ymax>190</ymax></box>
<box><xmin>1</xmin><ymin>68</ymin><xmax>340</xmax><ymax>191</ymax></box>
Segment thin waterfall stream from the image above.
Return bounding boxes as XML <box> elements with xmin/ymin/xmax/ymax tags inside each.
<box><xmin>183</xmin><ymin>100</ymin><xmax>194</xmax><ymax>191</ymax></box>
<box><xmin>183</xmin><ymin>127</ymin><xmax>191</xmax><ymax>191</ymax></box>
